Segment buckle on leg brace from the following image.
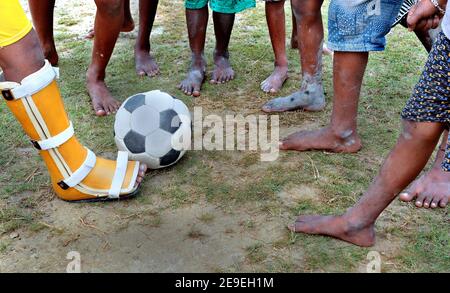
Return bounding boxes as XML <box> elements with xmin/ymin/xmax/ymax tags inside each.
<box><xmin>1</xmin><ymin>89</ymin><xmax>14</xmax><ymax>101</ymax></box>
<box><xmin>30</xmin><ymin>140</ymin><xmax>42</xmax><ymax>150</ymax></box>
<box><xmin>57</xmin><ymin>181</ymin><xmax>70</xmax><ymax>190</ymax></box>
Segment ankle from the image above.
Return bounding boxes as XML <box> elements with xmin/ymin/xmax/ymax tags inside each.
<box><xmin>42</xmin><ymin>45</ymin><xmax>58</xmax><ymax>66</ymax></box>
<box><xmin>86</xmin><ymin>66</ymin><xmax>105</xmax><ymax>83</ymax></box>
<box><xmin>191</xmin><ymin>54</ymin><xmax>206</xmax><ymax>68</ymax></box>
<box><xmin>213</xmin><ymin>49</ymin><xmax>229</xmax><ymax>59</ymax></box>
<box><xmin>274</xmin><ymin>61</ymin><xmax>288</xmax><ymax>69</ymax></box>
<box><xmin>135</xmin><ymin>41</ymin><xmax>150</xmax><ymax>54</ymax></box>
<box><xmin>329</xmin><ymin>127</ymin><xmax>358</xmax><ymax>141</ymax></box>
<box><xmin>340</xmin><ymin>213</ymin><xmax>374</xmax><ymax>232</ymax></box>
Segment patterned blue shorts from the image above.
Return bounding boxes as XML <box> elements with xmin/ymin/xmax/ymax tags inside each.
<box><xmin>328</xmin><ymin>0</ymin><xmax>403</xmax><ymax>52</ymax></box>
<box><xmin>402</xmin><ymin>32</ymin><xmax>450</xmax><ymax>172</ymax></box>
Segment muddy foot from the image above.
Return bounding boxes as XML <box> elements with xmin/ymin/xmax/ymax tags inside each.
<box><xmin>280</xmin><ymin>127</ymin><xmax>362</xmax><ymax>153</ymax></box>
<box><xmin>178</xmin><ymin>57</ymin><xmax>206</xmax><ymax>97</ymax></box>
<box><xmin>210</xmin><ymin>52</ymin><xmax>234</xmax><ymax>84</ymax></box>
<box><xmin>289</xmin><ymin>215</ymin><xmax>376</xmax><ymax>247</ymax></box>
<box><xmin>261</xmin><ymin>81</ymin><xmax>325</xmax><ymax>113</ymax></box>
<box><xmin>261</xmin><ymin>66</ymin><xmax>288</xmax><ymax>94</ymax></box>
<box><xmin>86</xmin><ymin>70</ymin><xmax>121</xmax><ymax>116</ymax></box>
<box><xmin>135</xmin><ymin>49</ymin><xmax>160</xmax><ymax>77</ymax></box>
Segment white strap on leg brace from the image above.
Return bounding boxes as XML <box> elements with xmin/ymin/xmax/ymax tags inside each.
<box><xmin>53</xmin><ymin>67</ymin><xmax>60</xmax><ymax>79</ymax></box>
<box><xmin>31</xmin><ymin>122</ymin><xmax>74</xmax><ymax>150</ymax></box>
<box><xmin>108</xmin><ymin>151</ymin><xmax>129</xmax><ymax>199</ymax></box>
<box><xmin>0</xmin><ymin>60</ymin><xmax>56</xmax><ymax>101</ymax></box>
<box><xmin>57</xmin><ymin>148</ymin><xmax>97</xmax><ymax>190</ymax></box>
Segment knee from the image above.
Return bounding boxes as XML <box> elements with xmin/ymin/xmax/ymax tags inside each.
<box><xmin>95</xmin><ymin>0</ymin><xmax>123</xmax><ymax>17</ymax></box>
<box><xmin>401</xmin><ymin>121</ymin><xmax>441</xmax><ymax>143</ymax></box>
<box><xmin>291</xmin><ymin>0</ymin><xmax>321</xmax><ymax>22</ymax></box>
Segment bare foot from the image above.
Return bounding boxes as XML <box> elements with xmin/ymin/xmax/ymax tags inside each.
<box><xmin>210</xmin><ymin>51</ymin><xmax>234</xmax><ymax>84</ymax></box>
<box><xmin>178</xmin><ymin>56</ymin><xmax>206</xmax><ymax>97</ymax></box>
<box><xmin>400</xmin><ymin>166</ymin><xmax>450</xmax><ymax>209</ymax></box>
<box><xmin>288</xmin><ymin>215</ymin><xmax>376</xmax><ymax>247</ymax></box>
<box><xmin>86</xmin><ymin>69</ymin><xmax>121</xmax><ymax>116</ymax></box>
<box><xmin>261</xmin><ymin>80</ymin><xmax>325</xmax><ymax>113</ymax></box>
<box><xmin>135</xmin><ymin>49</ymin><xmax>160</xmax><ymax>77</ymax></box>
<box><xmin>280</xmin><ymin>127</ymin><xmax>362</xmax><ymax>153</ymax></box>
<box><xmin>261</xmin><ymin>65</ymin><xmax>288</xmax><ymax>94</ymax></box>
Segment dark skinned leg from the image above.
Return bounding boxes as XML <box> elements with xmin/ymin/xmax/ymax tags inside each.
<box><xmin>279</xmin><ymin>52</ymin><xmax>366</xmax><ymax>153</ymax></box>
<box><xmin>86</xmin><ymin>0</ymin><xmax>124</xmax><ymax>116</ymax></box>
<box><xmin>210</xmin><ymin>11</ymin><xmax>235</xmax><ymax>84</ymax></box>
<box><xmin>290</xmin><ymin>121</ymin><xmax>444</xmax><ymax>247</ymax></box>
<box><xmin>28</xmin><ymin>0</ymin><xmax>58</xmax><ymax>66</ymax></box>
<box><xmin>178</xmin><ymin>7</ymin><xmax>208</xmax><ymax>97</ymax></box>
<box><xmin>400</xmin><ymin>129</ymin><xmax>450</xmax><ymax>208</ymax></box>
<box><xmin>135</xmin><ymin>0</ymin><xmax>160</xmax><ymax>77</ymax></box>
<box><xmin>261</xmin><ymin>0</ymin><xmax>288</xmax><ymax>94</ymax></box>
<box><xmin>262</xmin><ymin>0</ymin><xmax>325</xmax><ymax>112</ymax></box>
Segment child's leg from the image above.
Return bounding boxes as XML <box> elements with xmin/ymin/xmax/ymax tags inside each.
<box><xmin>261</xmin><ymin>0</ymin><xmax>288</xmax><ymax>94</ymax></box>
<box><xmin>400</xmin><ymin>130</ymin><xmax>450</xmax><ymax>208</ymax></box>
<box><xmin>279</xmin><ymin>51</ymin><xmax>366</xmax><ymax>153</ymax></box>
<box><xmin>290</xmin><ymin>4</ymin><xmax>297</xmax><ymax>49</ymax></box>
<box><xmin>28</xmin><ymin>0</ymin><xmax>58</xmax><ymax>66</ymax></box>
<box><xmin>289</xmin><ymin>121</ymin><xmax>444</xmax><ymax>247</ymax></box>
<box><xmin>262</xmin><ymin>0</ymin><xmax>325</xmax><ymax>112</ymax></box>
<box><xmin>122</xmin><ymin>0</ymin><xmax>135</xmax><ymax>32</ymax></box>
<box><xmin>135</xmin><ymin>0</ymin><xmax>160</xmax><ymax>77</ymax></box>
<box><xmin>178</xmin><ymin>5</ymin><xmax>208</xmax><ymax>97</ymax></box>
<box><xmin>86</xmin><ymin>0</ymin><xmax>125</xmax><ymax>116</ymax></box>
<box><xmin>210</xmin><ymin>11</ymin><xmax>235</xmax><ymax>84</ymax></box>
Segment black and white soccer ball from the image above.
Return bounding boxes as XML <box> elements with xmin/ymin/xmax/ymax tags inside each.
<box><xmin>114</xmin><ymin>90</ymin><xmax>191</xmax><ymax>169</ymax></box>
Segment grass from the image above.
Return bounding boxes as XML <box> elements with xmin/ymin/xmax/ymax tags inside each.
<box><xmin>0</xmin><ymin>0</ymin><xmax>448</xmax><ymax>272</ymax></box>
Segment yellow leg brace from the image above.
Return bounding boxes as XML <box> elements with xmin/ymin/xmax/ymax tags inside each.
<box><xmin>0</xmin><ymin>61</ymin><xmax>141</xmax><ymax>202</ymax></box>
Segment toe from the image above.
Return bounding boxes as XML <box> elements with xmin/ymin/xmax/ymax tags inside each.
<box><xmin>415</xmin><ymin>193</ymin><xmax>427</xmax><ymax>208</ymax></box>
<box><xmin>193</xmin><ymin>84</ymin><xmax>201</xmax><ymax>97</ymax></box>
<box><xmin>137</xmin><ymin>69</ymin><xmax>146</xmax><ymax>77</ymax></box>
<box><xmin>430</xmin><ymin>197</ymin><xmax>440</xmax><ymax>209</ymax></box>
<box><xmin>423</xmin><ymin>196</ymin><xmax>432</xmax><ymax>209</ymax></box>
<box><xmin>439</xmin><ymin>196</ymin><xmax>448</xmax><ymax>208</ymax></box>
<box><xmin>399</xmin><ymin>190</ymin><xmax>417</xmax><ymax>203</ymax></box>
<box><xmin>95</xmin><ymin>108</ymin><xmax>106</xmax><ymax>116</ymax></box>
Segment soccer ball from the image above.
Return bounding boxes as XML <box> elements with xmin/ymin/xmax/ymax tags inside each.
<box><xmin>114</xmin><ymin>90</ymin><xmax>191</xmax><ymax>169</ymax></box>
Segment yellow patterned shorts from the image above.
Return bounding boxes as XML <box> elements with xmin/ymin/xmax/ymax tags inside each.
<box><xmin>0</xmin><ymin>0</ymin><xmax>33</xmax><ymax>48</ymax></box>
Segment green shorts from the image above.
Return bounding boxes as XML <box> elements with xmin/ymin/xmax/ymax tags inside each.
<box><xmin>185</xmin><ymin>0</ymin><xmax>256</xmax><ymax>14</ymax></box>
